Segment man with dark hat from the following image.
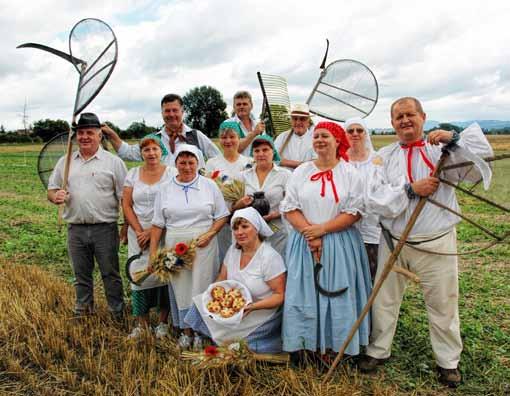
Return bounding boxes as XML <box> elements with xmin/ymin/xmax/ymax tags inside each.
<box><xmin>48</xmin><ymin>112</ymin><xmax>127</xmax><ymax>319</ymax></box>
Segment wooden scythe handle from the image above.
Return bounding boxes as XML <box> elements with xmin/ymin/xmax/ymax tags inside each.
<box><xmin>322</xmin><ymin>148</ymin><xmax>451</xmax><ymax>382</ymax></box>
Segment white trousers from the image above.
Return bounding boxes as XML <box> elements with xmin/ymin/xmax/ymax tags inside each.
<box><xmin>366</xmin><ymin>229</ymin><xmax>463</xmax><ymax>369</ymax></box>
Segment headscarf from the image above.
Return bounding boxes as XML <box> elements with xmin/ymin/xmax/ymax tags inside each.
<box><xmin>218</xmin><ymin>120</ymin><xmax>243</xmax><ymax>137</ymax></box>
<box><xmin>250</xmin><ymin>134</ymin><xmax>281</xmax><ymax>162</ymax></box>
<box><xmin>344</xmin><ymin>117</ymin><xmax>374</xmax><ymax>153</ymax></box>
<box><xmin>314</xmin><ymin>121</ymin><xmax>350</xmax><ymax>162</ymax></box>
<box><xmin>174</xmin><ymin>143</ymin><xmax>206</xmax><ymax>169</ymax></box>
<box><xmin>231</xmin><ymin>207</ymin><xmax>273</xmax><ymax>237</ymax></box>
<box><xmin>140</xmin><ymin>133</ymin><xmax>169</xmax><ymax>156</ymax></box>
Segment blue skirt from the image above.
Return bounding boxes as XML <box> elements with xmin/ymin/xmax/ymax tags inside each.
<box><xmin>282</xmin><ymin>227</ymin><xmax>372</xmax><ymax>355</ymax></box>
<box><xmin>184</xmin><ymin>304</ymin><xmax>283</xmax><ymax>353</ymax></box>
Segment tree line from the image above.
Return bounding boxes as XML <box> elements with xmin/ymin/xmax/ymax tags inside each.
<box><xmin>2</xmin><ymin>87</ymin><xmax>510</xmax><ymax>144</ymax></box>
<box><xmin>0</xmin><ymin>86</ymin><xmax>229</xmax><ymax>143</ymax></box>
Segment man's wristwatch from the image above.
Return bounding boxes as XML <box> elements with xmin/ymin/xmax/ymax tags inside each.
<box><xmin>405</xmin><ymin>183</ymin><xmax>418</xmax><ymax>199</ymax></box>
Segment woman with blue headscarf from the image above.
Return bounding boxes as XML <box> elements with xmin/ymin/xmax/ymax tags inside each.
<box><xmin>232</xmin><ymin>135</ymin><xmax>291</xmax><ymax>257</ymax></box>
<box><xmin>123</xmin><ymin>134</ymin><xmax>176</xmax><ymax>340</ymax></box>
<box><xmin>206</xmin><ymin>121</ymin><xmax>253</xmax><ymax>262</ymax></box>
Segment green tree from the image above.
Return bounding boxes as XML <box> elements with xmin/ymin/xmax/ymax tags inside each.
<box><xmin>183</xmin><ymin>86</ymin><xmax>228</xmax><ymax>137</ymax></box>
<box><xmin>125</xmin><ymin>120</ymin><xmax>157</xmax><ymax>139</ymax></box>
<box><xmin>104</xmin><ymin>121</ymin><xmax>121</xmax><ymax>136</ymax></box>
<box><xmin>33</xmin><ymin>119</ymin><xmax>69</xmax><ymax>142</ymax></box>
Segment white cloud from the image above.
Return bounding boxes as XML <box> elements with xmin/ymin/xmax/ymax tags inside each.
<box><xmin>1</xmin><ymin>0</ymin><xmax>509</xmax><ymax>131</ymax></box>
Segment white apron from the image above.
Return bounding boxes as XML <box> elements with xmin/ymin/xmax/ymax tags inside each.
<box><xmin>166</xmin><ymin>226</ymin><xmax>220</xmax><ymax>311</ymax></box>
<box><xmin>127</xmin><ymin>221</ymin><xmax>167</xmax><ymax>291</ymax></box>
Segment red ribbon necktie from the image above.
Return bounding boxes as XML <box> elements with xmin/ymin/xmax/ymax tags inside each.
<box><xmin>310</xmin><ymin>169</ymin><xmax>339</xmax><ymax>203</ymax></box>
<box><xmin>400</xmin><ymin>140</ymin><xmax>435</xmax><ymax>183</ymax></box>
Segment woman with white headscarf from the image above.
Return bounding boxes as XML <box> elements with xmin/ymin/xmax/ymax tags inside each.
<box><xmin>184</xmin><ymin>207</ymin><xmax>287</xmax><ymax>353</ymax></box>
<box><xmin>150</xmin><ymin>144</ymin><xmax>229</xmax><ymax>349</ymax></box>
<box><xmin>344</xmin><ymin>117</ymin><xmax>381</xmax><ymax>280</ymax></box>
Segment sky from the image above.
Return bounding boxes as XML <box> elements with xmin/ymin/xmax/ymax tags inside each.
<box><xmin>1</xmin><ymin>0</ymin><xmax>510</xmax><ymax>131</ymax></box>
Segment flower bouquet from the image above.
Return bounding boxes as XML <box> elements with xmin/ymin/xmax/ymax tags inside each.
<box><xmin>130</xmin><ymin>240</ymin><xmax>197</xmax><ymax>285</ymax></box>
<box><xmin>180</xmin><ymin>340</ymin><xmax>289</xmax><ymax>369</ymax></box>
<box><xmin>209</xmin><ymin>170</ymin><xmax>245</xmax><ymax>203</ymax></box>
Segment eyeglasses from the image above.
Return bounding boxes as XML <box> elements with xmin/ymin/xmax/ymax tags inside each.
<box><xmin>346</xmin><ymin>128</ymin><xmax>365</xmax><ymax>134</ymax></box>
<box><xmin>291</xmin><ymin>116</ymin><xmax>309</xmax><ymax>122</ymax></box>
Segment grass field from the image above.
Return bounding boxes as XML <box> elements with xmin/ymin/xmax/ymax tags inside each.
<box><xmin>0</xmin><ymin>136</ymin><xmax>508</xmax><ymax>395</ymax></box>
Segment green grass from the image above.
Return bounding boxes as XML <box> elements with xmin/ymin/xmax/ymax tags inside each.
<box><xmin>0</xmin><ymin>138</ymin><xmax>508</xmax><ymax>395</ymax></box>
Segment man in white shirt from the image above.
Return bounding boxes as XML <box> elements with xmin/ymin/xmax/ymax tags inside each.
<box><xmin>48</xmin><ymin>113</ymin><xmax>127</xmax><ymax>319</ymax></box>
<box><xmin>357</xmin><ymin>97</ymin><xmax>493</xmax><ymax>388</ymax></box>
<box><xmin>227</xmin><ymin>90</ymin><xmax>265</xmax><ymax>156</ymax></box>
<box><xmin>274</xmin><ymin>103</ymin><xmax>315</xmax><ymax>170</ymax></box>
<box><xmin>102</xmin><ymin>93</ymin><xmax>220</xmax><ymax>166</ymax></box>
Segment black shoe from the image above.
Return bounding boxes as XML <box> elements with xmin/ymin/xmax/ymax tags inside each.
<box><xmin>357</xmin><ymin>355</ymin><xmax>387</xmax><ymax>373</ymax></box>
<box><xmin>437</xmin><ymin>366</ymin><xmax>461</xmax><ymax>388</ymax></box>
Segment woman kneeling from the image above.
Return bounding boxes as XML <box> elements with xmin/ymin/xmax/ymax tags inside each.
<box><xmin>185</xmin><ymin>207</ymin><xmax>286</xmax><ymax>353</ymax></box>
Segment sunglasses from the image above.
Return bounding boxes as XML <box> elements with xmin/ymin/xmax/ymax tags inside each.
<box><xmin>346</xmin><ymin>128</ymin><xmax>365</xmax><ymax>134</ymax></box>
<box><xmin>291</xmin><ymin>116</ymin><xmax>309</xmax><ymax>122</ymax></box>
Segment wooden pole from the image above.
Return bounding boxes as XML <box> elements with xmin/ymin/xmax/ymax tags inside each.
<box><xmin>322</xmin><ymin>149</ymin><xmax>451</xmax><ymax>383</ymax></box>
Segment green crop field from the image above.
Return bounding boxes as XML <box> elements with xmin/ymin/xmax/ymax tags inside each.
<box><xmin>0</xmin><ymin>136</ymin><xmax>508</xmax><ymax>395</ymax></box>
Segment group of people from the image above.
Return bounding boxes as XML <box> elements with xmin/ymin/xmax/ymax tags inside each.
<box><xmin>47</xmin><ymin>92</ymin><xmax>493</xmax><ymax>388</ymax></box>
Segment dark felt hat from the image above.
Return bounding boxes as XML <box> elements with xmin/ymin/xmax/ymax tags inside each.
<box><xmin>73</xmin><ymin>113</ymin><xmax>101</xmax><ymax>130</ymax></box>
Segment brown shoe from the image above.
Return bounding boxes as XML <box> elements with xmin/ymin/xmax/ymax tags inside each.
<box><xmin>437</xmin><ymin>366</ymin><xmax>461</xmax><ymax>388</ymax></box>
<box><xmin>357</xmin><ymin>355</ymin><xmax>387</xmax><ymax>373</ymax></box>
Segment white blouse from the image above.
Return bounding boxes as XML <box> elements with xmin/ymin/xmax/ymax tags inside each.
<box><xmin>152</xmin><ymin>175</ymin><xmax>229</xmax><ymax>229</ymax></box>
<box><xmin>274</xmin><ymin>128</ymin><xmax>316</xmax><ymax>170</ymax></box>
<box><xmin>205</xmin><ymin>154</ymin><xmax>252</xmax><ymax>181</ymax></box>
<box><xmin>280</xmin><ymin>160</ymin><xmax>364</xmax><ymax>224</ymax></box>
<box><xmin>224</xmin><ymin>242</ymin><xmax>286</xmax><ymax>301</ymax></box>
<box><xmin>123</xmin><ymin>166</ymin><xmax>176</xmax><ymax>224</ymax></box>
<box><xmin>240</xmin><ymin>165</ymin><xmax>292</xmax><ymax>229</ymax></box>
<box><xmin>349</xmin><ymin>153</ymin><xmax>381</xmax><ymax>244</ymax></box>
<box><xmin>367</xmin><ymin>124</ymin><xmax>494</xmax><ymax>238</ymax></box>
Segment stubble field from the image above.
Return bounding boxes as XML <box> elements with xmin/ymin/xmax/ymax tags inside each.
<box><xmin>0</xmin><ymin>136</ymin><xmax>508</xmax><ymax>395</ymax></box>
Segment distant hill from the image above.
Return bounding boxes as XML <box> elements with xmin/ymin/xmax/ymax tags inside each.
<box><xmin>449</xmin><ymin>120</ymin><xmax>510</xmax><ymax>130</ymax></box>
<box><xmin>375</xmin><ymin>120</ymin><xmax>510</xmax><ymax>133</ymax></box>
<box><xmin>426</xmin><ymin>120</ymin><xmax>510</xmax><ymax>131</ymax></box>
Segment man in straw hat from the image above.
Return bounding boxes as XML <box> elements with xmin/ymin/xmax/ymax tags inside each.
<box><xmin>274</xmin><ymin>103</ymin><xmax>315</xmax><ymax>170</ymax></box>
<box><xmin>48</xmin><ymin>112</ymin><xmax>127</xmax><ymax>320</ymax></box>
<box><xmin>357</xmin><ymin>97</ymin><xmax>493</xmax><ymax>388</ymax></box>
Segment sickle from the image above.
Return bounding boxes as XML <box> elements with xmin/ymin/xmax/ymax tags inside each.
<box><xmin>313</xmin><ymin>257</ymin><xmax>348</xmax><ymax>297</ymax></box>
<box><xmin>17</xmin><ymin>43</ymin><xmax>87</xmax><ymax>66</ymax></box>
<box><xmin>125</xmin><ymin>251</ymin><xmax>143</xmax><ymax>285</ymax></box>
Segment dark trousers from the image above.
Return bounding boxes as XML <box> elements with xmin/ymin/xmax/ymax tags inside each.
<box><xmin>68</xmin><ymin>223</ymin><xmax>124</xmax><ymax>314</ymax></box>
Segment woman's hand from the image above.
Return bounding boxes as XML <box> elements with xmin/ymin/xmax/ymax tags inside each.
<box><xmin>196</xmin><ymin>230</ymin><xmax>215</xmax><ymax>248</ymax></box>
<box><xmin>147</xmin><ymin>257</ymin><xmax>154</xmax><ymax>274</ymax></box>
<box><xmin>307</xmin><ymin>238</ymin><xmax>323</xmax><ymax>261</ymax></box>
<box><xmin>136</xmin><ymin>229</ymin><xmax>151</xmax><ymax>249</ymax></box>
<box><xmin>263</xmin><ymin>211</ymin><xmax>279</xmax><ymax>222</ymax></box>
<box><xmin>234</xmin><ymin>195</ymin><xmax>253</xmax><ymax>210</ymax></box>
<box><xmin>243</xmin><ymin>302</ymin><xmax>255</xmax><ymax>317</ymax></box>
<box><xmin>302</xmin><ymin>224</ymin><xmax>326</xmax><ymax>240</ymax></box>
<box><xmin>119</xmin><ymin>223</ymin><xmax>128</xmax><ymax>245</ymax></box>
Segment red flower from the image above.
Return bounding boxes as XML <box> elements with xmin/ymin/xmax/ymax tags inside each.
<box><xmin>211</xmin><ymin>170</ymin><xmax>220</xmax><ymax>179</ymax></box>
<box><xmin>174</xmin><ymin>242</ymin><xmax>189</xmax><ymax>256</ymax></box>
<box><xmin>204</xmin><ymin>345</ymin><xmax>219</xmax><ymax>356</ymax></box>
